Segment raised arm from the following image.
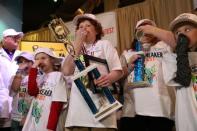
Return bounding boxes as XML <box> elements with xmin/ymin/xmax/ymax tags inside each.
<box><xmin>28</xmin><ymin>60</ymin><xmax>40</xmax><ymax>96</ymax></box>
<box><xmin>62</xmin><ymin>28</ymin><xmax>87</xmax><ymax>75</ymax></box>
<box><xmin>137</xmin><ymin>25</ymin><xmax>176</xmax><ymax>49</ymax></box>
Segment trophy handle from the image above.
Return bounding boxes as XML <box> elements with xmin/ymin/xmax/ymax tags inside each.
<box><xmin>48</xmin><ymin>18</ymin><xmax>76</xmax><ymax>57</ymax></box>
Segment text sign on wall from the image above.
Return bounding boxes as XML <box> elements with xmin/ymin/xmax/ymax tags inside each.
<box><xmin>20</xmin><ymin>41</ymin><xmax>67</xmax><ymax>57</ymax></box>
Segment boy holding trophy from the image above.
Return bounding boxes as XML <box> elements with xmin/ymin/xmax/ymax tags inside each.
<box><xmin>120</xmin><ymin>19</ymin><xmax>176</xmax><ymax>131</ymax></box>
<box><xmin>62</xmin><ymin>14</ymin><xmax>123</xmax><ymax>131</ymax></box>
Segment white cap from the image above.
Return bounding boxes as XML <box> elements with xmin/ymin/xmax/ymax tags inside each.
<box><xmin>170</xmin><ymin>13</ymin><xmax>197</xmax><ymax>31</ymax></box>
<box><xmin>135</xmin><ymin>19</ymin><xmax>156</xmax><ymax>29</ymax></box>
<box><xmin>15</xmin><ymin>52</ymin><xmax>34</xmax><ymax>62</ymax></box>
<box><xmin>3</xmin><ymin>29</ymin><xmax>23</xmax><ymax>38</ymax></box>
<box><xmin>34</xmin><ymin>47</ymin><xmax>62</xmax><ymax>63</ymax></box>
<box><xmin>73</xmin><ymin>13</ymin><xmax>98</xmax><ymax>26</ymax></box>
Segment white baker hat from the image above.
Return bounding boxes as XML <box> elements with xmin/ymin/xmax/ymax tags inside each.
<box><xmin>170</xmin><ymin>13</ymin><xmax>197</xmax><ymax>31</ymax></box>
<box><xmin>3</xmin><ymin>28</ymin><xmax>23</xmax><ymax>38</ymax></box>
<box><xmin>73</xmin><ymin>13</ymin><xmax>98</xmax><ymax>26</ymax></box>
<box><xmin>15</xmin><ymin>52</ymin><xmax>34</xmax><ymax>62</ymax></box>
<box><xmin>135</xmin><ymin>19</ymin><xmax>156</xmax><ymax>29</ymax></box>
<box><xmin>34</xmin><ymin>47</ymin><xmax>62</xmax><ymax>63</ymax></box>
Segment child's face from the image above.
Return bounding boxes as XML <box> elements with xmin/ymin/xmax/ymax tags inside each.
<box><xmin>17</xmin><ymin>57</ymin><xmax>33</xmax><ymax>72</ymax></box>
<box><xmin>77</xmin><ymin>20</ymin><xmax>97</xmax><ymax>43</ymax></box>
<box><xmin>35</xmin><ymin>53</ymin><xmax>54</xmax><ymax>73</ymax></box>
<box><xmin>174</xmin><ymin>25</ymin><xmax>197</xmax><ymax>50</ymax></box>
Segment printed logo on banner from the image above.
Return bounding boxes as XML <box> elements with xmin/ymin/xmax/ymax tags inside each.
<box><xmin>20</xmin><ymin>41</ymin><xmax>68</xmax><ymax>57</ymax></box>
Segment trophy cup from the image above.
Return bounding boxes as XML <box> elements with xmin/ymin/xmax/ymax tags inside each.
<box><xmin>48</xmin><ymin>18</ymin><xmax>122</xmax><ymax>121</ymax></box>
<box><xmin>128</xmin><ymin>30</ymin><xmax>150</xmax><ymax>88</ymax></box>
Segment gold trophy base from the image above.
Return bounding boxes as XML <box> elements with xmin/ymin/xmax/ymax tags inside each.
<box><xmin>94</xmin><ymin>100</ymin><xmax>122</xmax><ymax>121</ymax></box>
<box><xmin>128</xmin><ymin>81</ymin><xmax>150</xmax><ymax>88</ymax></box>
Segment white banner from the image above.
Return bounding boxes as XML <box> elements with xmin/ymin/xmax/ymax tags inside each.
<box><xmin>65</xmin><ymin>11</ymin><xmax>118</xmax><ymax>47</ymax></box>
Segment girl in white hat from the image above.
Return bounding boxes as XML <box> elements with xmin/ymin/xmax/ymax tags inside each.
<box><xmin>9</xmin><ymin>52</ymin><xmax>34</xmax><ymax>131</ymax></box>
<box><xmin>22</xmin><ymin>47</ymin><xmax>68</xmax><ymax>131</ymax></box>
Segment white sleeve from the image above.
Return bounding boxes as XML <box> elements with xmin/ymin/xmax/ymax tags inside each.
<box><xmin>52</xmin><ymin>74</ymin><xmax>68</xmax><ymax>103</ymax></box>
<box><xmin>0</xmin><ymin>73</ymin><xmax>10</xmax><ymax>118</ymax></box>
<box><xmin>162</xmin><ymin>52</ymin><xmax>181</xmax><ymax>87</ymax></box>
<box><xmin>103</xmin><ymin>40</ymin><xmax>122</xmax><ymax>71</ymax></box>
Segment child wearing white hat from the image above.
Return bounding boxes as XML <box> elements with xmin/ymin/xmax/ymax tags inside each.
<box><xmin>169</xmin><ymin>13</ymin><xmax>197</xmax><ymax>131</ymax></box>
<box><xmin>63</xmin><ymin>13</ymin><xmax>123</xmax><ymax>131</ymax></box>
<box><xmin>119</xmin><ymin>19</ymin><xmax>176</xmax><ymax>131</ymax></box>
<box><xmin>9</xmin><ymin>52</ymin><xmax>34</xmax><ymax>131</ymax></box>
<box><xmin>22</xmin><ymin>47</ymin><xmax>68</xmax><ymax>131</ymax></box>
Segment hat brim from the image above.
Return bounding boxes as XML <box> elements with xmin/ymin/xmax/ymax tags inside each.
<box><xmin>35</xmin><ymin>51</ymin><xmax>63</xmax><ymax>63</ymax></box>
<box><xmin>16</xmin><ymin>32</ymin><xmax>24</xmax><ymax>38</ymax></box>
<box><xmin>170</xmin><ymin>19</ymin><xmax>197</xmax><ymax>31</ymax></box>
<box><xmin>5</xmin><ymin>32</ymin><xmax>24</xmax><ymax>38</ymax></box>
<box><xmin>73</xmin><ymin>15</ymin><xmax>97</xmax><ymax>26</ymax></box>
<box><xmin>15</xmin><ymin>55</ymin><xmax>34</xmax><ymax>62</ymax></box>
<box><xmin>135</xmin><ymin>19</ymin><xmax>156</xmax><ymax>29</ymax></box>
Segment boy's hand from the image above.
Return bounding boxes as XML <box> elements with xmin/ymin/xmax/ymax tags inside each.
<box><xmin>176</xmin><ymin>34</ymin><xmax>190</xmax><ymax>54</ymax></box>
<box><xmin>32</xmin><ymin>60</ymin><xmax>41</xmax><ymax>68</ymax></box>
<box><xmin>128</xmin><ymin>54</ymin><xmax>141</xmax><ymax>70</ymax></box>
<box><xmin>94</xmin><ymin>75</ymin><xmax>111</xmax><ymax>87</ymax></box>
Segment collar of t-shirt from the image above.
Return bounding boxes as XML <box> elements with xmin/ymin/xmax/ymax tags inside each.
<box><xmin>3</xmin><ymin>47</ymin><xmax>16</xmax><ymax>59</ymax></box>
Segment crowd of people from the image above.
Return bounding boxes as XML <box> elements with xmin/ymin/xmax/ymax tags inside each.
<box><xmin>0</xmin><ymin>12</ymin><xmax>197</xmax><ymax>131</ymax></box>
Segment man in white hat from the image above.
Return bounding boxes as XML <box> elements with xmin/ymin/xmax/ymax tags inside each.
<box><xmin>0</xmin><ymin>28</ymin><xmax>23</xmax><ymax>130</ymax></box>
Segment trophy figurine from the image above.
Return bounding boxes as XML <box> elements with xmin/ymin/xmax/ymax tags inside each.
<box><xmin>48</xmin><ymin>18</ymin><xmax>122</xmax><ymax>121</ymax></box>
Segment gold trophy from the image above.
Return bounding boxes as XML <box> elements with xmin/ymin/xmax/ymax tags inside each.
<box><xmin>48</xmin><ymin>18</ymin><xmax>75</xmax><ymax>56</ymax></box>
<box><xmin>48</xmin><ymin>18</ymin><xmax>122</xmax><ymax>121</ymax></box>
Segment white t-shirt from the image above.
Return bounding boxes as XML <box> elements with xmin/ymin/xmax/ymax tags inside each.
<box><xmin>22</xmin><ymin>72</ymin><xmax>68</xmax><ymax>131</ymax></box>
<box><xmin>128</xmin><ymin>41</ymin><xmax>176</xmax><ymax>119</ymax></box>
<box><xmin>166</xmin><ymin>52</ymin><xmax>197</xmax><ymax>131</ymax></box>
<box><xmin>175</xmin><ymin>87</ymin><xmax>197</xmax><ymax>131</ymax></box>
<box><xmin>65</xmin><ymin>40</ymin><xmax>122</xmax><ymax>128</ymax></box>
<box><xmin>10</xmin><ymin>75</ymin><xmax>33</xmax><ymax>122</ymax></box>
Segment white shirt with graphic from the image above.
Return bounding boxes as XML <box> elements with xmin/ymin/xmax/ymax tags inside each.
<box><xmin>128</xmin><ymin>41</ymin><xmax>176</xmax><ymax>119</ymax></box>
<box><xmin>65</xmin><ymin>40</ymin><xmax>122</xmax><ymax>128</ymax></box>
<box><xmin>165</xmin><ymin>52</ymin><xmax>197</xmax><ymax>131</ymax></box>
<box><xmin>10</xmin><ymin>75</ymin><xmax>33</xmax><ymax>122</ymax></box>
<box><xmin>22</xmin><ymin>72</ymin><xmax>68</xmax><ymax>131</ymax></box>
